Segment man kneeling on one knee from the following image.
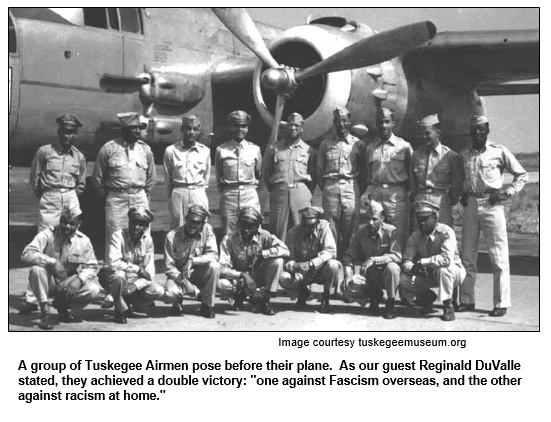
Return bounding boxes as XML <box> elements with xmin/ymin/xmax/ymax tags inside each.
<box><xmin>105</xmin><ymin>207</ymin><xmax>165</xmax><ymax>324</ymax></box>
<box><xmin>400</xmin><ymin>201</ymin><xmax>465</xmax><ymax>321</ymax></box>
<box><xmin>219</xmin><ymin>207</ymin><xmax>289</xmax><ymax>316</ymax></box>
<box><xmin>21</xmin><ymin>205</ymin><xmax>100</xmax><ymax>330</ymax></box>
<box><xmin>164</xmin><ymin>205</ymin><xmax>220</xmax><ymax>318</ymax></box>
<box><xmin>341</xmin><ymin>199</ymin><xmax>402</xmax><ymax>319</ymax></box>
<box><xmin>279</xmin><ymin>206</ymin><xmax>340</xmax><ymax>313</ymax></box>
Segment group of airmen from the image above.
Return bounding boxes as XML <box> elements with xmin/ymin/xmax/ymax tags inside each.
<box><xmin>18</xmin><ymin>105</ymin><xmax>528</xmax><ymax>330</ymax></box>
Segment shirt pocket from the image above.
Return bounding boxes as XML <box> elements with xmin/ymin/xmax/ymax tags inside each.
<box><xmin>480</xmin><ymin>159</ymin><xmax>500</xmax><ymax>183</ymax></box>
<box><xmin>388</xmin><ymin>150</ymin><xmax>406</xmax><ymax>178</ymax></box>
<box><xmin>295</xmin><ymin>154</ymin><xmax>309</xmax><ymax>174</ymax></box>
<box><xmin>67</xmin><ymin>253</ymin><xmax>82</xmax><ymax>264</ymax></box>
<box><xmin>46</xmin><ymin>160</ymin><xmax>63</xmax><ymax>172</ymax></box>
<box><xmin>326</xmin><ymin>149</ymin><xmax>340</xmax><ymax>172</ymax></box>
<box><xmin>432</xmin><ymin>158</ymin><xmax>450</xmax><ymax>184</ymax></box>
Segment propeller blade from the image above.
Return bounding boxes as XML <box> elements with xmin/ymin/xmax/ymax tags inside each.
<box><xmin>267</xmin><ymin>95</ymin><xmax>286</xmax><ymax>148</ymax></box>
<box><xmin>295</xmin><ymin>21</ymin><xmax>436</xmax><ymax>81</ymax></box>
<box><xmin>212</xmin><ymin>8</ymin><xmax>280</xmax><ymax>69</ymax></box>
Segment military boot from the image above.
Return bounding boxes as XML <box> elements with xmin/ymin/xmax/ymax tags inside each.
<box><xmin>319</xmin><ymin>293</ymin><xmax>331</xmax><ymax>314</ymax></box>
<box><xmin>200</xmin><ymin>303</ymin><xmax>215</xmax><ymax>319</ymax></box>
<box><xmin>296</xmin><ymin>281</ymin><xmax>309</xmax><ymax>309</ymax></box>
<box><xmin>368</xmin><ymin>288</ymin><xmax>383</xmax><ymax>314</ymax></box>
<box><xmin>38</xmin><ymin>303</ymin><xmax>54</xmax><ymax>330</ymax></box>
<box><xmin>441</xmin><ymin>300</ymin><xmax>455</xmax><ymax>321</ymax></box>
<box><xmin>383</xmin><ymin>298</ymin><xmax>397</xmax><ymax>320</ymax></box>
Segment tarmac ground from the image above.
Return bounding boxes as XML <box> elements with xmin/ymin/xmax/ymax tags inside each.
<box><xmin>8</xmin><ymin>166</ymin><xmax>540</xmax><ymax>331</ymax></box>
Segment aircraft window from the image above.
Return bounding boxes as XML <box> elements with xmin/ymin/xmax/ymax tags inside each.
<box><xmin>83</xmin><ymin>8</ymin><xmax>108</xmax><ymax>29</ymax></box>
<box><xmin>107</xmin><ymin>8</ymin><xmax>120</xmax><ymax>30</ymax></box>
<box><xmin>9</xmin><ymin>15</ymin><xmax>16</xmax><ymax>53</ymax></box>
<box><xmin>119</xmin><ymin>8</ymin><xmax>142</xmax><ymax>34</ymax></box>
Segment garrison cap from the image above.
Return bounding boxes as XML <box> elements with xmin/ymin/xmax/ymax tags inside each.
<box><xmin>418</xmin><ymin>114</ymin><xmax>439</xmax><ymax>129</ymax></box>
<box><xmin>56</xmin><ymin>113</ymin><xmax>83</xmax><ymax>129</ymax></box>
<box><xmin>471</xmin><ymin>115</ymin><xmax>489</xmax><ymax>126</ymax></box>
<box><xmin>347</xmin><ymin>274</ymin><xmax>367</xmax><ymax>293</ymax></box>
<box><xmin>287</xmin><ymin>112</ymin><xmax>304</xmax><ymax>125</ymax></box>
<box><xmin>118</xmin><ymin>112</ymin><xmax>147</xmax><ymax>129</ymax></box>
<box><xmin>299</xmin><ymin>206</ymin><xmax>324</xmax><ymax>221</ymax></box>
<box><xmin>60</xmin><ymin>203</ymin><xmax>82</xmax><ymax>220</ymax></box>
<box><xmin>128</xmin><ymin>206</ymin><xmax>154</xmax><ymax>223</ymax></box>
<box><xmin>227</xmin><ymin>110</ymin><xmax>251</xmax><ymax>125</ymax></box>
<box><xmin>182</xmin><ymin>114</ymin><xmax>201</xmax><ymax>126</ymax></box>
<box><xmin>187</xmin><ymin>204</ymin><xmax>211</xmax><ymax>220</ymax></box>
<box><xmin>364</xmin><ymin>198</ymin><xmax>384</xmax><ymax>217</ymax></box>
<box><xmin>238</xmin><ymin>207</ymin><xmax>263</xmax><ymax>224</ymax></box>
<box><xmin>333</xmin><ymin>107</ymin><xmax>350</xmax><ymax>120</ymax></box>
<box><xmin>413</xmin><ymin>200</ymin><xmax>440</xmax><ymax>217</ymax></box>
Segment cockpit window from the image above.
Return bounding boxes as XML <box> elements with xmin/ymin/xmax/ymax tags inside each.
<box><xmin>107</xmin><ymin>8</ymin><xmax>120</xmax><ymax>30</ymax></box>
<box><xmin>9</xmin><ymin>14</ymin><xmax>16</xmax><ymax>53</ymax></box>
<box><xmin>119</xmin><ymin>8</ymin><xmax>141</xmax><ymax>34</ymax></box>
<box><xmin>83</xmin><ymin>8</ymin><xmax>108</xmax><ymax>29</ymax></box>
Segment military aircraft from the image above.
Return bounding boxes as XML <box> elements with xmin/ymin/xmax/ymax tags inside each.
<box><xmin>8</xmin><ymin>7</ymin><xmax>539</xmax><ymax>166</ymax></box>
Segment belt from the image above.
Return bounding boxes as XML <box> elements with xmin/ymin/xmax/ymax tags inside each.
<box><xmin>111</xmin><ymin>187</ymin><xmax>144</xmax><ymax>194</ymax></box>
<box><xmin>224</xmin><ymin>184</ymin><xmax>257</xmax><ymax>190</ymax></box>
<box><xmin>327</xmin><ymin>178</ymin><xmax>353</xmax><ymax>184</ymax></box>
<box><xmin>173</xmin><ymin>184</ymin><xmax>205</xmax><ymax>190</ymax></box>
<box><xmin>44</xmin><ymin>187</ymin><xmax>74</xmax><ymax>193</ymax></box>
<box><xmin>273</xmin><ymin>181</ymin><xmax>307</xmax><ymax>189</ymax></box>
<box><xmin>466</xmin><ymin>191</ymin><xmax>490</xmax><ymax>198</ymax></box>
<box><xmin>371</xmin><ymin>183</ymin><xmax>405</xmax><ymax>189</ymax></box>
<box><xmin>419</xmin><ymin>187</ymin><xmax>447</xmax><ymax>194</ymax></box>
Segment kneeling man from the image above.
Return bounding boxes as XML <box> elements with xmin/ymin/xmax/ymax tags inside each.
<box><xmin>106</xmin><ymin>207</ymin><xmax>164</xmax><ymax>324</ymax></box>
<box><xmin>399</xmin><ymin>201</ymin><xmax>465</xmax><ymax>321</ymax></box>
<box><xmin>164</xmin><ymin>205</ymin><xmax>220</xmax><ymax>318</ymax></box>
<box><xmin>21</xmin><ymin>205</ymin><xmax>100</xmax><ymax>330</ymax></box>
<box><xmin>342</xmin><ymin>199</ymin><xmax>402</xmax><ymax>319</ymax></box>
<box><xmin>280</xmin><ymin>206</ymin><xmax>340</xmax><ymax>313</ymax></box>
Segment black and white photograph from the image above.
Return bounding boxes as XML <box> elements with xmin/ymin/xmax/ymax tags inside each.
<box><xmin>8</xmin><ymin>7</ymin><xmax>539</xmax><ymax>332</ymax></box>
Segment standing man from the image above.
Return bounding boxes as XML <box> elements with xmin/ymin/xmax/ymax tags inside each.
<box><xmin>106</xmin><ymin>207</ymin><xmax>165</xmax><ymax>324</ymax></box>
<box><xmin>364</xmin><ymin>107</ymin><xmax>413</xmax><ymax>247</ymax></box>
<box><xmin>20</xmin><ymin>206</ymin><xmax>100</xmax><ymax>330</ymax></box>
<box><xmin>163</xmin><ymin>115</ymin><xmax>211</xmax><ymax>229</ymax></box>
<box><xmin>21</xmin><ymin>113</ymin><xmax>87</xmax><ymax>316</ymax></box>
<box><xmin>342</xmin><ymin>199</ymin><xmax>402</xmax><ymax>319</ymax></box>
<box><xmin>279</xmin><ymin>206</ymin><xmax>340</xmax><ymax>313</ymax></box>
<box><xmin>215</xmin><ymin>110</ymin><xmax>262</xmax><ymax>236</ymax></box>
<box><xmin>410</xmin><ymin>114</ymin><xmax>461</xmax><ymax>227</ymax></box>
<box><xmin>263</xmin><ymin>112</ymin><xmax>316</xmax><ymax>241</ymax></box>
<box><xmin>399</xmin><ymin>201</ymin><xmax>465</xmax><ymax>322</ymax></box>
<box><xmin>218</xmin><ymin>207</ymin><xmax>288</xmax><ymax>316</ymax></box>
<box><xmin>92</xmin><ymin>112</ymin><xmax>156</xmax><ymax>308</ymax></box>
<box><xmin>457</xmin><ymin>115</ymin><xmax>528</xmax><ymax>317</ymax></box>
<box><xmin>317</xmin><ymin>107</ymin><xmax>365</xmax><ymax>257</ymax></box>
<box><xmin>164</xmin><ymin>205</ymin><xmax>220</xmax><ymax>318</ymax></box>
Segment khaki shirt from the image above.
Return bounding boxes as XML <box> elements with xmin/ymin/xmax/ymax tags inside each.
<box><xmin>21</xmin><ymin>227</ymin><xmax>98</xmax><ymax>283</ymax></box>
<box><xmin>163</xmin><ymin>141</ymin><xmax>211</xmax><ymax>197</ymax></box>
<box><xmin>107</xmin><ymin>228</ymin><xmax>155</xmax><ymax>290</ymax></box>
<box><xmin>220</xmin><ymin>228</ymin><xmax>289</xmax><ymax>279</ymax></box>
<box><xmin>164</xmin><ymin>223</ymin><xmax>218</xmax><ymax>281</ymax></box>
<box><xmin>316</xmin><ymin>134</ymin><xmax>364</xmax><ymax>188</ymax></box>
<box><xmin>403</xmin><ymin>223</ymin><xmax>462</xmax><ymax>270</ymax></box>
<box><xmin>263</xmin><ymin>138</ymin><xmax>316</xmax><ymax>190</ymax></box>
<box><xmin>215</xmin><ymin>139</ymin><xmax>261</xmax><ymax>189</ymax></box>
<box><xmin>285</xmin><ymin>219</ymin><xmax>337</xmax><ymax>268</ymax></box>
<box><xmin>343</xmin><ymin>222</ymin><xmax>402</xmax><ymax>267</ymax></box>
<box><xmin>410</xmin><ymin>143</ymin><xmax>462</xmax><ymax>203</ymax></box>
<box><xmin>459</xmin><ymin>141</ymin><xmax>527</xmax><ymax>196</ymax></box>
<box><xmin>92</xmin><ymin>138</ymin><xmax>156</xmax><ymax>197</ymax></box>
<box><xmin>365</xmin><ymin>134</ymin><xmax>413</xmax><ymax>185</ymax></box>
<box><xmin>30</xmin><ymin>144</ymin><xmax>86</xmax><ymax>198</ymax></box>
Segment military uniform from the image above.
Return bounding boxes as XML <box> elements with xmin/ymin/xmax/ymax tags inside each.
<box><xmin>280</xmin><ymin>208</ymin><xmax>340</xmax><ymax>312</ymax></box>
<box><xmin>164</xmin><ymin>221</ymin><xmax>220</xmax><ymax>310</ymax></box>
<box><xmin>364</xmin><ymin>133</ymin><xmax>413</xmax><ymax>247</ymax></box>
<box><xmin>317</xmin><ymin>133</ymin><xmax>364</xmax><ymax>255</ymax></box>
<box><xmin>264</xmin><ymin>137</ymin><xmax>316</xmax><ymax>241</ymax></box>
<box><xmin>459</xmin><ymin>136</ymin><xmax>527</xmax><ymax>310</ymax></box>
<box><xmin>21</xmin><ymin>225</ymin><xmax>101</xmax><ymax>321</ymax></box>
<box><xmin>215</xmin><ymin>139</ymin><xmax>262</xmax><ymax>236</ymax></box>
<box><xmin>342</xmin><ymin>222</ymin><xmax>402</xmax><ymax>306</ymax></box>
<box><xmin>92</xmin><ymin>113</ymin><xmax>156</xmax><ymax>261</ymax></box>
<box><xmin>164</xmin><ymin>140</ymin><xmax>211</xmax><ymax>229</ymax></box>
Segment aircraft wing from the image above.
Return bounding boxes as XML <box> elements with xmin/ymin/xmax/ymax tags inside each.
<box><xmin>405</xmin><ymin>29</ymin><xmax>539</xmax><ymax>95</ymax></box>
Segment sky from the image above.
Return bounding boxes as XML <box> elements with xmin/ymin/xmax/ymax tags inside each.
<box><xmin>248</xmin><ymin>8</ymin><xmax>540</xmax><ymax>153</ymax></box>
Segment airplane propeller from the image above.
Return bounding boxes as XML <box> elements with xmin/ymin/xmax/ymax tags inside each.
<box><xmin>212</xmin><ymin>7</ymin><xmax>436</xmax><ymax>147</ymax></box>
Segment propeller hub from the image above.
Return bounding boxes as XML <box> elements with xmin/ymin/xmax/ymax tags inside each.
<box><xmin>261</xmin><ymin>68</ymin><xmax>296</xmax><ymax>95</ymax></box>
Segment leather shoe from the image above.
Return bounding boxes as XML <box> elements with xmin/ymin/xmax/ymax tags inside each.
<box><xmin>318</xmin><ymin>297</ymin><xmax>331</xmax><ymax>314</ymax></box>
<box><xmin>456</xmin><ymin>303</ymin><xmax>475</xmax><ymax>312</ymax></box>
<box><xmin>114</xmin><ymin>312</ymin><xmax>127</xmax><ymax>324</ymax></box>
<box><xmin>260</xmin><ymin>303</ymin><xmax>275</xmax><ymax>316</ymax></box>
<box><xmin>296</xmin><ymin>297</ymin><xmax>307</xmax><ymax>309</ymax></box>
<box><xmin>441</xmin><ymin>303</ymin><xmax>456</xmax><ymax>322</ymax></box>
<box><xmin>38</xmin><ymin>313</ymin><xmax>54</xmax><ymax>330</ymax></box>
<box><xmin>200</xmin><ymin>304</ymin><xmax>215</xmax><ymax>319</ymax></box>
<box><xmin>383</xmin><ymin>299</ymin><xmax>397</xmax><ymax>319</ymax></box>
<box><xmin>170</xmin><ymin>302</ymin><xmax>184</xmax><ymax>316</ymax></box>
<box><xmin>489</xmin><ymin>307</ymin><xmax>507</xmax><ymax>317</ymax></box>
<box><xmin>58</xmin><ymin>309</ymin><xmax>80</xmax><ymax>323</ymax></box>
<box><xmin>19</xmin><ymin>302</ymin><xmax>38</xmax><ymax>315</ymax></box>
